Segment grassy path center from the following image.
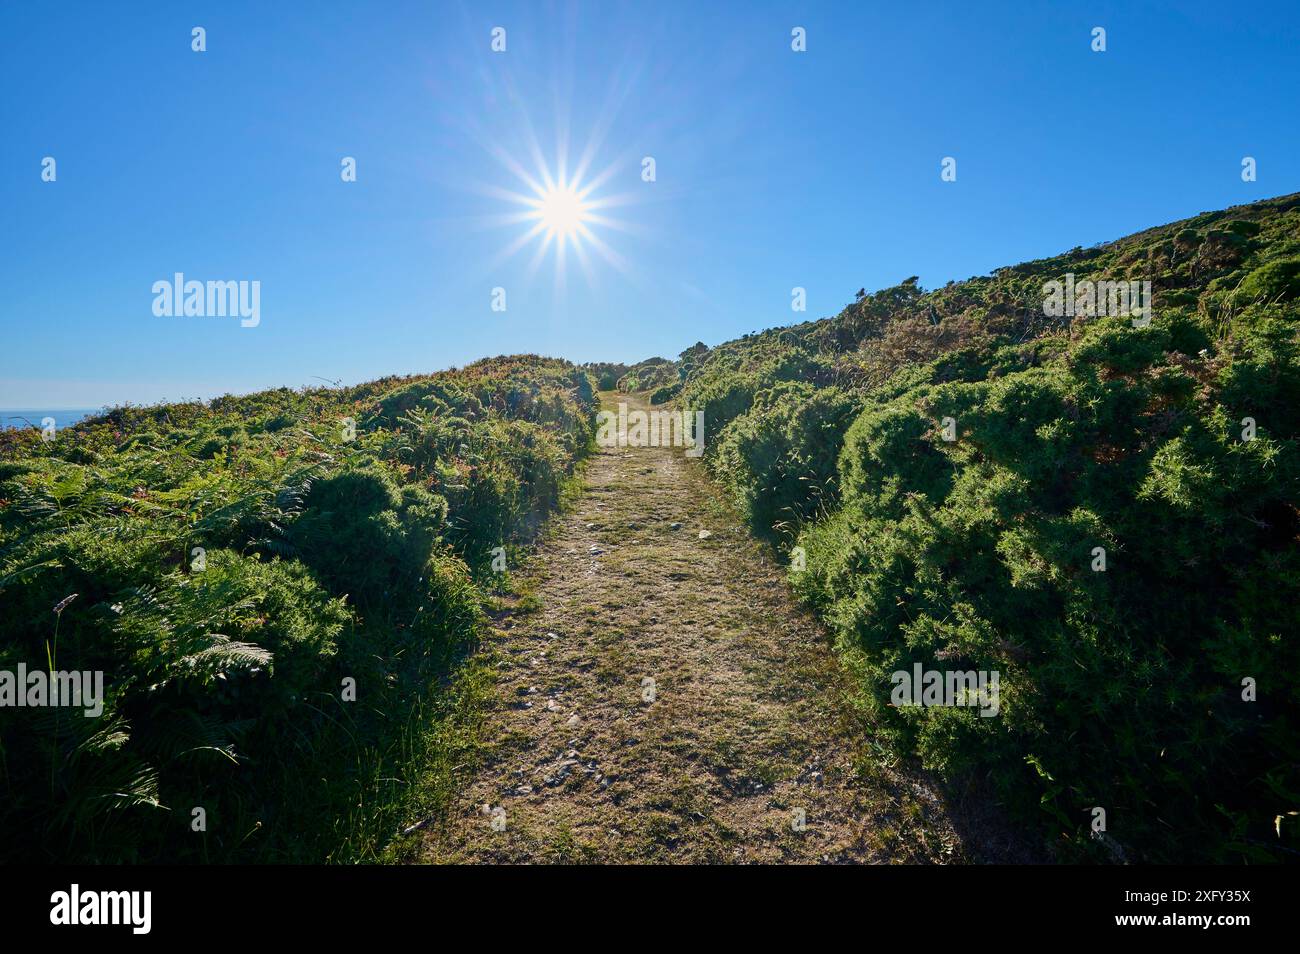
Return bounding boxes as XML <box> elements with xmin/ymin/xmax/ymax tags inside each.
<box><xmin>416</xmin><ymin>392</ymin><xmax>974</xmax><ymax>863</ymax></box>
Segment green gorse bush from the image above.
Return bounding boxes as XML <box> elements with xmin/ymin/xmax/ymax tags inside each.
<box><xmin>680</xmin><ymin>193</ymin><xmax>1300</xmax><ymax>862</ymax></box>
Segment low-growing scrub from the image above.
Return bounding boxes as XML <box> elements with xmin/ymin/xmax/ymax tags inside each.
<box><xmin>680</xmin><ymin>193</ymin><xmax>1300</xmax><ymax>862</ymax></box>
<box><xmin>711</xmin><ymin>381</ymin><xmax>860</xmax><ymax>540</ymax></box>
<box><xmin>583</xmin><ymin>361</ymin><xmax>631</xmax><ymax>391</ymax></box>
<box><xmin>616</xmin><ymin>356</ymin><xmax>679</xmax><ymax>393</ymax></box>
<box><xmin>0</xmin><ymin>355</ymin><xmax>595</xmax><ymax>862</ymax></box>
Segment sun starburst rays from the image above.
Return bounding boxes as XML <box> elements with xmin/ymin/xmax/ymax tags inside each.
<box><xmin>476</xmin><ymin>140</ymin><xmax>643</xmax><ymax>291</ymax></box>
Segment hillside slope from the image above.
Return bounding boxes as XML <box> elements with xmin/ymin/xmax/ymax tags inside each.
<box><xmin>0</xmin><ymin>356</ymin><xmax>595</xmax><ymax>862</ymax></box>
<box><xmin>678</xmin><ymin>192</ymin><xmax>1300</xmax><ymax>862</ymax></box>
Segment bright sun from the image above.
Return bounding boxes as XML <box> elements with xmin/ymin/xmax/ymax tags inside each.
<box><xmin>480</xmin><ymin>141</ymin><xmax>640</xmax><ymax>289</ymax></box>
<box><xmin>535</xmin><ymin>184</ymin><xmax>589</xmax><ymax>239</ymax></box>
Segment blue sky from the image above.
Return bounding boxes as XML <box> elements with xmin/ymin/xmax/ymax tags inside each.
<box><xmin>1</xmin><ymin>1</ymin><xmax>1296</xmax><ymax>407</ymax></box>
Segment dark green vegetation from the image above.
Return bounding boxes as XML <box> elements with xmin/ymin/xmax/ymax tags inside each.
<box><xmin>605</xmin><ymin>344</ymin><xmax>710</xmax><ymax>405</ymax></box>
<box><xmin>679</xmin><ymin>193</ymin><xmax>1300</xmax><ymax>862</ymax></box>
<box><xmin>614</xmin><ymin>356</ymin><xmax>679</xmax><ymax>396</ymax></box>
<box><xmin>0</xmin><ymin>356</ymin><xmax>595</xmax><ymax>862</ymax></box>
<box><xmin>582</xmin><ymin>361</ymin><xmax>631</xmax><ymax>391</ymax></box>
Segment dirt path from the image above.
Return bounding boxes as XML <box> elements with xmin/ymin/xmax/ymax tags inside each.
<box><xmin>417</xmin><ymin>392</ymin><xmax>978</xmax><ymax>864</ymax></box>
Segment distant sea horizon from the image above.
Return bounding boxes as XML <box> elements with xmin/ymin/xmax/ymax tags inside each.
<box><xmin>0</xmin><ymin>409</ymin><xmax>100</xmax><ymax>431</ymax></box>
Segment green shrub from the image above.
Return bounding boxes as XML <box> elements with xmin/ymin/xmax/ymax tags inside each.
<box><xmin>689</xmin><ymin>192</ymin><xmax>1300</xmax><ymax>863</ymax></box>
<box><xmin>649</xmin><ymin>382</ymin><xmax>682</xmax><ymax>404</ymax></box>
<box><xmin>1234</xmin><ymin>258</ymin><xmax>1300</xmax><ymax>304</ymax></box>
<box><xmin>713</xmin><ymin>383</ymin><xmax>859</xmax><ymax>539</ymax></box>
<box><xmin>616</xmin><ymin>357</ymin><xmax>679</xmax><ymax>393</ymax></box>
<box><xmin>584</xmin><ymin>362</ymin><xmax>630</xmax><ymax>391</ymax></box>
<box><xmin>791</xmin><ymin>315</ymin><xmax>1300</xmax><ymax>860</ymax></box>
<box><xmin>289</xmin><ymin>466</ymin><xmax>447</xmax><ymax>604</ymax></box>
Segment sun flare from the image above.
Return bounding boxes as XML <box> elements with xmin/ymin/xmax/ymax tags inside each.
<box><xmin>479</xmin><ymin>138</ymin><xmax>642</xmax><ymax>290</ymax></box>
<box><xmin>534</xmin><ymin>183</ymin><xmax>590</xmax><ymax>239</ymax></box>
